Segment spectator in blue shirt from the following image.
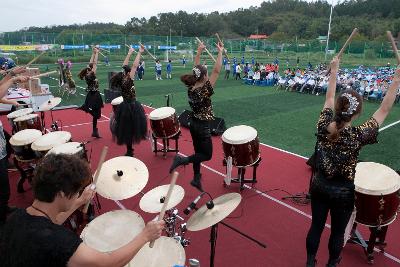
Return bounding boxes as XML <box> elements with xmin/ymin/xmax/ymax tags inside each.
<box><xmin>233</xmin><ymin>57</ymin><xmax>237</xmax><ymax>64</ymax></box>
<box><xmin>241</xmin><ymin>56</ymin><xmax>245</xmax><ymax>64</ymax></box>
<box><xmin>251</xmin><ymin>57</ymin><xmax>255</xmax><ymax>66</ymax></box>
<box><xmin>166</xmin><ymin>60</ymin><xmax>172</xmax><ymax>79</ymax></box>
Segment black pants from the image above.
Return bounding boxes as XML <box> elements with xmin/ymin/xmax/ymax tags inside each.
<box><xmin>235</xmin><ymin>73</ymin><xmax>241</xmax><ymax>80</ymax></box>
<box><xmin>0</xmin><ymin>157</ymin><xmax>10</xmax><ymax>222</ymax></box>
<box><xmin>224</xmin><ymin>70</ymin><xmax>230</xmax><ymax>79</ymax></box>
<box><xmin>187</xmin><ymin>118</ymin><xmax>213</xmax><ymax>175</ymax></box>
<box><xmin>306</xmin><ymin>175</ymin><xmax>354</xmax><ymax>260</ymax></box>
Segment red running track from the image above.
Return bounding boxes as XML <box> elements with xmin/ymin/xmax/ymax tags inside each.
<box><xmin>3</xmin><ymin>104</ymin><xmax>400</xmax><ymax>267</ymax></box>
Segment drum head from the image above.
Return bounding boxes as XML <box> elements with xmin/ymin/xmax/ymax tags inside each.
<box><xmin>31</xmin><ymin>131</ymin><xmax>71</xmax><ymax>151</ymax></box>
<box><xmin>148</xmin><ymin>107</ymin><xmax>176</xmax><ymax>120</ymax></box>
<box><xmin>128</xmin><ymin>237</ymin><xmax>186</xmax><ymax>267</ymax></box>
<box><xmin>47</xmin><ymin>142</ymin><xmax>83</xmax><ymax>156</ymax></box>
<box><xmin>13</xmin><ymin>113</ymin><xmax>38</xmax><ymax>122</ymax></box>
<box><xmin>81</xmin><ymin>210</ymin><xmax>144</xmax><ymax>252</ymax></box>
<box><xmin>222</xmin><ymin>125</ymin><xmax>258</xmax><ymax>145</ymax></box>
<box><xmin>7</xmin><ymin>108</ymin><xmax>33</xmax><ymax>119</ymax></box>
<box><xmin>355</xmin><ymin>162</ymin><xmax>400</xmax><ymax>195</ymax></box>
<box><xmin>111</xmin><ymin>96</ymin><xmax>123</xmax><ymax>105</ymax></box>
<box><xmin>9</xmin><ymin>129</ymin><xmax>42</xmax><ymax>146</ymax></box>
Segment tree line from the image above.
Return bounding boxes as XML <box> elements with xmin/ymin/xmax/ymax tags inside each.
<box><xmin>12</xmin><ymin>0</ymin><xmax>400</xmax><ymax>42</ymax></box>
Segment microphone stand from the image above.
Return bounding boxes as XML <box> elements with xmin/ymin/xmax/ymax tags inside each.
<box><xmin>192</xmin><ymin>206</ymin><xmax>267</xmax><ymax>267</ymax></box>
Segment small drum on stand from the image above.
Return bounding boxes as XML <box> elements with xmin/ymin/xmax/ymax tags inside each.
<box><xmin>111</xmin><ymin>96</ymin><xmax>123</xmax><ymax>114</ymax></box>
<box><xmin>148</xmin><ymin>107</ymin><xmax>180</xmax><ymax>157</ymax></box>
<box><xmin>31</xmin><ymin>131</ymin><xmax>72</xmax><ymax>158</ymax></box>
<box><xmin>9</xmin><ymin>129</ymin><xmax>43</xmax><ymax>161</ymax></box>
<box><xmin>9</xmin><ymin>129</ymin><xmax>43</xmax><ymax>193</ymax></box>
<box><xmin>46</xmin><ymin>142</ymin><xmax>87</xmax><ymax>160</ymax></box>
<box><xmin>127</xmin><ymin>236</ymin><xmax>186</xmax><ymax>267</ymax></box>
<box><xmin>349</xmin><ymin>162</ymin><xmax>400</xmax><ymax>264</ymax></box>
<box><xmin>354</xmin><ymin>162</ymin><xmax>400</xmax><ymax>227</ymax></box>
<box><xmin>81</xmin><ymin>210</ymin><xmax>145</xmax><ymax>252</ymax></box>
<box><xmin>6</xmin><ymin>108</ymin><xmax>33</xmax><ymax>133</ymax></box>
<box><xmin>14</xmin><ymin>113</ymin><xmax>42</xmax><ymax>133</ymax></box>
<box><xmin>221</xmin><ymin>125</ymin><xmax>261</xmax><ymax>191</ymax></box>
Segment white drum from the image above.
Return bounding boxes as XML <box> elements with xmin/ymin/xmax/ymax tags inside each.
<box><xmin>127</xmin><ymin>237</ymin><xmax>186</xmax><ymax>267</ymax></box>
<box><xmin>354</xmin><ymin>162</ymin><xmax>400</xmax><ymax>227</ymax></box>
<box><xmin>31</xmin><ymin>131</ymin><xmax>72</xmax><ymax>158</ymax></box>
<box><xmin>148</xmin><ymin>107</ymin><xmax>180</xmax><ymax>138</ymax></box>
<box><xmin>7</xmin><ymin>108</ymin><xmax>33</xmax><ymax>132</ymax></box>
<box><xmin>111</xmin><ymin>96</ymin><xmax>123</xmax><ymax>113</ymax></box>
<box><xmin>221</xmin><ymin>125</ymin><xmax>260</xmax><ymax>167</ymax></box>
<box><xmin>81</xmin><ymin>210</ymin><xmax>145</xmax><ymax>252</ymax></box>
<box><xmin>46</xmin><ymin>142</ymin><xmax>85</xmax><ymax>159</ymax></box>
<box><xmin>9</xmin><ymin>129</ymin><xmax>42</xmax><ymax>160</ymax></box>
<box><xmin>13</xmin><ymin>113</ymin><xmax>42</xmax><ymax>132</ymax></box>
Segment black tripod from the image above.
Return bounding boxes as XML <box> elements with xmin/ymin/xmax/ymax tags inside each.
<box><xmin>208</xmin><ymin>219</ymin><xmax>267</xmax><ymax>267</ymax></box>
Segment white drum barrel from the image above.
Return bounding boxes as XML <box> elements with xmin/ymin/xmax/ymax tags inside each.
<box><xmin>14</xmin><ymin>113</ymin><xmax>42</xmax><ymax>132</ymax></box>
<box><xmin>221</xmin><ymin>125</ymin><xmax>260</xmax><ymax>167</ymax></box>
<box><xmin>148</xmin><ymin>107</ymin><xmax>180</xmax><ymax>138</ymax></box>
<box><xmin>111</xmin><ymin>96</ymin><xmax>123</xmax><ymax>113</ymax></box>
<box><xmin>46</xmin><ymin>142</ymin><xmax>85</xmax><ymax>159</ymax></box>
<box><xmin>6</xmin><ymin>108</ymin><xmax>33</xmax><ymax>132</ymax></box>
<box><xmin>31</xmin><ymin>131</ymin><xmax>72</xmax><ymax>158</ymax></box>
<box><xmin>9</xmin><ymin>129</ymin><xmax>42</xmax><ymax>160</ymax></box>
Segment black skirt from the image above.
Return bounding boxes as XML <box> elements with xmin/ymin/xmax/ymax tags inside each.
<box><xmin>113</xmin><ymin>99</ymin><xmax>147</xmax><ymax>145</ymax></box>
<box><xmin>79</xmin><ymin>90</ymin><xmax>104</xmax><ymax>119</ymax></box>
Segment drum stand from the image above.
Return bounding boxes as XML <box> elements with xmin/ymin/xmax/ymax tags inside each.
<box><xmin>349</xmin><ymin>223</ymin><xmax>389</xmax><ymax>264</ymax></box>
<box><xmin>40</xmin><ymin>110</ymin><xmax>60</xmax><ymax>133</ymax></box>
<box><xmin>14</xmin><ymin>156</ymin><xmax>38</xmax><ymax>193</ymax></box>
<box><xmin>222</xmin><ymin>157</ymin><xmax>261</xmax><ymax>191</ymax></box>
<box><xmin>152</xmin><ymin>131</ymin><xmax>181</xmax><ymax>158</ymax></box>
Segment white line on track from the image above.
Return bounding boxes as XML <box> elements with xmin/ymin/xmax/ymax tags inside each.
<box><xmin>380</xmin><ymin>119</ymin><xmax>400</xmax><ymax>132</ymax></box>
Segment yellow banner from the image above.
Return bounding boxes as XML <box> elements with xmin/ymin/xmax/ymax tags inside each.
<box><xmin>0</xmin><ymin>45</ymin><xmax>36</xmax><ymax>51</ymax></box>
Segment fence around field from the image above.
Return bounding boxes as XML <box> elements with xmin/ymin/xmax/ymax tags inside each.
<box><xmin>0</xmin><ymin>32</ymin><xmax>399</xmax><ymax>67</ymax></box>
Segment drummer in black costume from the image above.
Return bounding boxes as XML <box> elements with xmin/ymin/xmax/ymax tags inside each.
<box><xmin>169</xmin><ymin>41</ymin><xmax>224</xmax><ymax>191</ymax></box>
<box><xmin>78</xmin><ymin>47</ymin><xmax>104</xmax><ymax>138</ymax></box>
<box><xmin>305</xmin><ymin>57</ymin><xmax>400</xmax><ymax>267</ymax></box>
<box><xmin>109</xmin><ymin>45</ymin><xmax>147</xmax><ymax>156</ymax></box>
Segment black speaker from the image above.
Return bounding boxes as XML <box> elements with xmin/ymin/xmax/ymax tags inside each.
<box><xmin>178</xmin><ymin>110</ymin><xmax>226</xmax><ymax>136</ymax></box>
<box><xmin>104</xmin><ymin>89</ymin><xmax>121</xmax><ymax>103</ymax></box>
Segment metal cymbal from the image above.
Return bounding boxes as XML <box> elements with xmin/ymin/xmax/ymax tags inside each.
<box><xmin>39</xmin><ymin>97</ymin><xmax>62</xmax><ymax>111</ymax></box>
<box><xmin>95</xmin><ymin>156</ymin><xmax>149</xmax><ymax>201</ymax></box>
<box><xmin>187</xmin><ymin>193</ymin><xmax>242</xmax><ymax>231</ymax></box>
<box><xmin>139</xmin><ymin>184</ymin><xmax>185</xmax><ymax>213</ymax></box>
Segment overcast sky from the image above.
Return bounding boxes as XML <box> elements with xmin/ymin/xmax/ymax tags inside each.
<box><xmin>1</xmin><ymin>0</ymin><xmax>339</xmax><ymax>32</ymax></box>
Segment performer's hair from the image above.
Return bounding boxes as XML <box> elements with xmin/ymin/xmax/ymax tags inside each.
<box><xmin>32</xmin><ymin>154</ymin><xmax>91</xmax><ymax>202</ymax></box>
<box><xmin>180</xmin><ymin>64</ymin><xmax>207</xmax><ymax>87</ymax></box>
<box><xmin>328</xmin><ymin>89</ymin><xmax>363</xmax><ymax>141</ymax></box>
<box><xmin>78</xmin><ymin>63</ymin><xmax>94</xmax><ymax>80</ymax></box>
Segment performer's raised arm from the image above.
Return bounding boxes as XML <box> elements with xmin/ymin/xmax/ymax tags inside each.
<box><xmin>373</xmin><ymin>67</ymin><xmax>400</xmax><ymax>126</ymax></box>
<box><xmin>209</xmin><ymin>42</ymin><xmax>224</xmax><ymax>87</ymax></box>
<box><xmin>130</xmin><ymin>45</ymin><xmax>145</xmax><ymax>79</ymax></box>
<box><xmin>194</xmin><ymin>41</ymin><xmax>205</xmax><ymax>66</ymax></box>
<box><xmin>323</xmin><ymin>56</ymin><xmax>339</xmax><ymax>110</ymax></box>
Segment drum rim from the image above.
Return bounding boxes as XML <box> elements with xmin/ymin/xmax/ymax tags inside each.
<box><xmin>6</xmin><ymin>108</ymin><xmax>33</xmax><ymax>119</ymax></box>
<box><xmin>148</xmin><ymin>107</ymin><xmax>176</xmax><ymax>120</ymax></box>
<box><xmin>111</xmin><ymin>96</ymin><xmax>123</xmax><ymax>105</ymax></box>
<box><xmin>222</xmin><ymin>125</ymin><xmax>258</xmax><ymax>144</ymax></box>
<box><xmin>9</xmin><ymin>129</ymin><xmax>42</xmax><ymax>146</ymax></box>
<box><xmin>355</xmin><ymin>162</ymin><xmax>400</xmax><ymax>195</ymax></box>
<box><xmin>47</xmin><ymin>142</ymin><xmax>83</xmax><ymax>156</ymax></box>
<box><xmin>13</xmin><ymin>113</ymin><xmax>39</xmax><ymax>122</ymax></box>
<box><xmin>31</xmin><ymin>131</ymin><xmax>72</xmax><ymax>151</ymax></box>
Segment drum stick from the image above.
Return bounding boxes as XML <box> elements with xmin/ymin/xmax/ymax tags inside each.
<box><xmin>98</xmin><ymin>50</ymin><xmax>107</xmax><ymax>58</ymax></box>
<box><xmin>26</xmin><ymin>51</ymin><xmax>46</xmax><ymax>67</ymax></box>
<box><xmin>326</xmin><ymin>28</ymin><xmax>358</xmax><ymax>76</ymax></box>
<box><xmin>149</xmin><ymin>171</ymin><xmax>179</xmax><ymax>248</ymax></box>
<box><xmin>30</xmin><ymin>70</ymin><xmax>58</xmax><ymax>79</ymax></box>
<box><xmin>195</xmin><ymin>37</ymin><xmax>216</xmax><ymax>63</ymax></box>
<box><xmin>138</xmin><ymin>42</ymin><xmax>157</xmax><ymax>60</ymax></box>
<box><xmin>124</xmin><ymin>44</ymin><xmax>144</xmax><ymax>58</ymax></box>
<box><xmin>82</xmin><ymin>146</ymin><xmax>108</xmax><ymax>213</ymax></box>
<box><xmin>386</xmin><ymin>31</ymin><xmax>400</xmax><ymax>64</ymax></box>
<box><xmin>337</xmin><ymin>28</ymin><xmax>358</xmax><ymax>59</ymax></box>
<box><xmin>215</xmin><ymin>33</ymin><xmax>230</xmax><ymax>60</ymax></box>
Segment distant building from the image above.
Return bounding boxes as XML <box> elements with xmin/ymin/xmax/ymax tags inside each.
<box><xmin>248</xmin><ymin>34</ymin><xmax>268</xmax><ymax>40</ymax></box>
